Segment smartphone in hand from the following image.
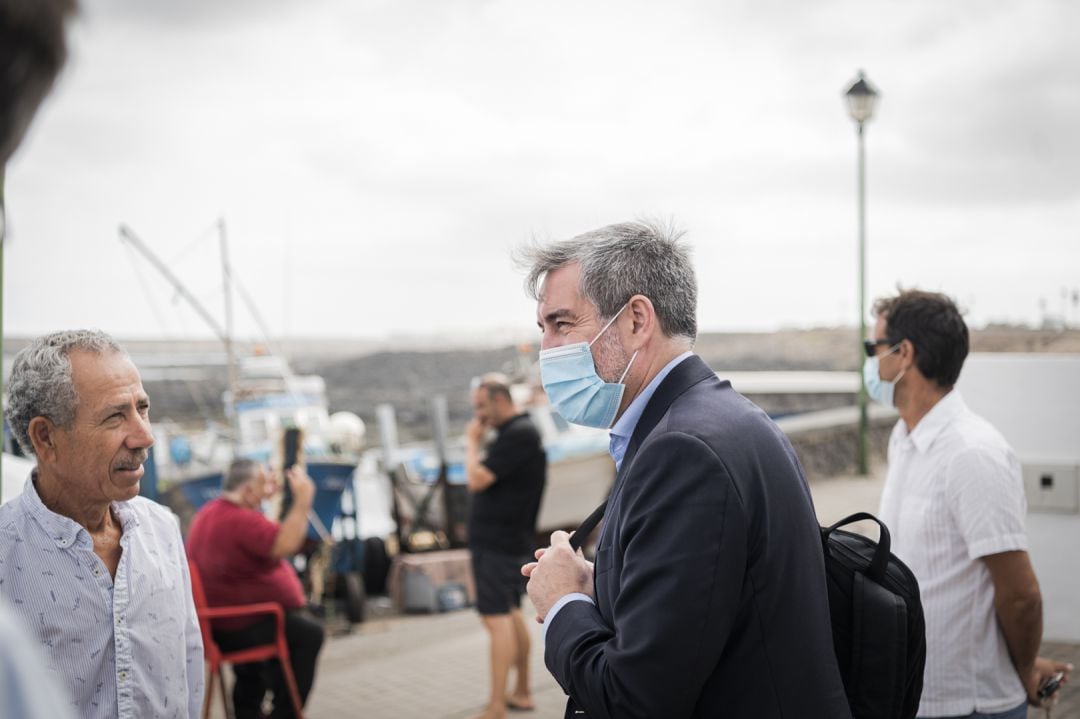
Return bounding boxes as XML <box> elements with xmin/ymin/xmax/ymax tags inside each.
<box><xmin>1039</xmin><ymin>671</ymin><xmax>1065</xmax><ymax>702</ymax></box>
<box><xmin>280</xmin><ymin>427</ymin><xmax>304</xmax><ymax>520</ymax></box>
<box><xmin>283</xmin><ymin>427</ymin><xmax>303</xmax><ymax>469</ymax></box>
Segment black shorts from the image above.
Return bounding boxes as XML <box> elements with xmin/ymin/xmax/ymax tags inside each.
<box><xmin>471</xmin><ymin>547</ymin><xmax>528</xmax><ymax>616</ymax></box>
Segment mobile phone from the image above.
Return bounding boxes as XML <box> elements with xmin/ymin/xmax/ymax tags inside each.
<box><xmin>279</xmin><ymin>427</ymin><xmax>303</xmax><ymax>521</ymax></box>
<box><xmin>1039</xmin><ymin>671</ymin><xmax>1065</xmax><ymax>701</ymax></box>
<box><xmin>283</xmin><ymin>427</ymin><xmax>303</xmax><ymax>470</ymax></box>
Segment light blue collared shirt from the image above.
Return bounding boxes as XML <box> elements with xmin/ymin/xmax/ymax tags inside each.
<box><xmin>0</xmin><ymin>476</ymin><xmax>204</xmax><ymax>719</ymax></box>
<box><xmin>544</xmin><ymin>352</ymin><xmax>695</xmax><ymax>640</ymax></box>
<box><xmin>608</xmin><ymin>351</ymin><xmax>694</xmax><ymax>473</ymax></box>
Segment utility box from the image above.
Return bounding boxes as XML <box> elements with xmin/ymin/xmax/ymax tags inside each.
<box><xmin>1022</xmin><ymin>462</ymin><xmax>1080</xmax><ymax>513</ymax></box>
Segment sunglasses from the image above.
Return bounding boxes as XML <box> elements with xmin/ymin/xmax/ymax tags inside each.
<box><xmin>863</xmin><ymin>339</ymin><xmax>899</xmax><ymax>358</ymax></box>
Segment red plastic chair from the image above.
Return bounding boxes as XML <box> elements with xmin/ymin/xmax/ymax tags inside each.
<box><xmin>188</xmin><ymin>561</ymin><xmax>306</xmax><ymax>719</ymax></box>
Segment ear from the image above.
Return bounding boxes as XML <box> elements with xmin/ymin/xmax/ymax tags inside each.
<box><xmin>27</xmin><ymin>416</ymin><xmax>60</xmax><ymax>461</ymax></box>
<box><xmin>899</xmin><ymin>338</ymin><xmax>917</xmax><ymax>366</ymax></box>
<box><xmin>624</xmin><ymin>294</ymin><xmax>656</xmax><ymax>349</ymax></box>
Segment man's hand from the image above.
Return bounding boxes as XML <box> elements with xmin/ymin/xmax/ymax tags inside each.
<box><xmin>1024</xmin><ymin>656</ymin><xmax>1073</xmax><ymax>707</ymax></box>
<box><xmin>466</xmin><ymin>417</ymin><xmax>487</xmax><ymax>445</ymax></box>
<box><xmin>285</xmin><ymin>466</ymin><xmax>315</xmax><ymax>507</ymax></box>
<box><xmin>523</xmin><ymin>531</ymin><xmax>594</xmax><ymax>623</ymax></box>
<box><xmin>271</xmin><ymin>466</ymin><xmax>316</xmax><ymax>559</ymax></box>
<box><xmin>464</xmin><ymin>418</ymin><xmax>496</xmax><ymax>491</ymax></box>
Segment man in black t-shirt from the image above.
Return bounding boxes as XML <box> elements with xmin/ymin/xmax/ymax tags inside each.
<box><xmin>465</xmin><ymin>375</ymin><xmax>547</xmax><ymax>719</ymax></box>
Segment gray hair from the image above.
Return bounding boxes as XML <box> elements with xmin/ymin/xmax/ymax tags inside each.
<box><xmin>518</xmin><ymin>220</ymin><xmax>697</xmax><ymax>341</ymax></box>
<box><xmin>223</xmin><ymin>458</ymin><xmax>261</xmax><ymax>492</ymax></box>
<box><xmin>5</xmin><ymin>329</ymin><xmax>125</xmax><ymax>456</ymax></box>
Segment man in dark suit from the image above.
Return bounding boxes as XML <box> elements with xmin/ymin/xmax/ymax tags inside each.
<box><xmin>520</xmin><ymin>221</ymin><xmax>852</xmax><ymax>718</ymax></box>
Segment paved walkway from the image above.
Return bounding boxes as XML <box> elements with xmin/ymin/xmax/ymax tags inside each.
<box><xmin>211</xmin><ymin>465</ymin><xmax>1079</xmax><ymax>718</ymax></box>
<box><xmin>304</xmin><ymin>602</ymin><xmax>564</xmax><ymax>719</ymax></box>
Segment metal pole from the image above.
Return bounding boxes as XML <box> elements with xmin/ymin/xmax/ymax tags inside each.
<box><xmin>856</xmin><ymin>121</ymin><xmax>869</xmax><ymax>476</ymax></box>
<box><xmin>219</xmin><ymin>218</ymin><xmax>239</xmax><ymax>451</ymax></box>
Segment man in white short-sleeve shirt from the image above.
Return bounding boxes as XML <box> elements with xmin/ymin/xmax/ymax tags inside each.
<box><xmin>868</xmin><ymin>289</ymin><xmax>1071</xmax><ymax>719</ymax></box>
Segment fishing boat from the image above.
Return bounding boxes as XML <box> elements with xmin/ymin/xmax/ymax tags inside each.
<box><xmin>117</xmin><ymin>222</ymin><xmax>365</xmax><ymax>536</ymax></box>
<box><xmin>150</xmin><ymin>352</ymin><xmax>366</xmax><ymax>534</ymax></box>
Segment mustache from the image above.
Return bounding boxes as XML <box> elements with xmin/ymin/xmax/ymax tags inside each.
<box><xmin>114</xmin><ymin>452</ymin><xmax>148</xmax><ymax>471</ymax></box>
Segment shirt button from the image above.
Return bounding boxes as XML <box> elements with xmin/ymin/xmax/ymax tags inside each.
<box><xmin>119</xmin><ymin>671</ymin><xmax>128</xmax><ymax>680</ymax></box>
<box><xmin>93</xmin><ymin>568</ymin><xmax>102</xmax><ymax>577</ymax></box>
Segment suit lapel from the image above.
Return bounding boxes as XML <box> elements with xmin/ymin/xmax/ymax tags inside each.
<box><xmin>619</xmin><ymin>354</ymin><xmax>716</xmax><ymax>474</ymax></box>
<box><xmin>603</xmin><ymin>355</ymin><xmax>717</xmax><ymax>531</ymax></box>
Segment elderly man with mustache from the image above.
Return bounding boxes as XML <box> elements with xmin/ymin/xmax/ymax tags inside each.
<box><xmin>0</xmin><ymin>329</ymin><xmax>204</xmax><ymax>719</ymax></box>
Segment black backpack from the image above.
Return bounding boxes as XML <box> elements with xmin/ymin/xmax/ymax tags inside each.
<box><xmin>569</xmin><ymin>506</ymin><xmax>926</xmax><ymax>719</ymax></box>
<box><xmin>820</xmin><ymin>512</ymin><xmax>926</xmax><ymax>719</ymax></box>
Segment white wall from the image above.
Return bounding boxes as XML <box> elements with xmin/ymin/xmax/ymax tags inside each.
<box><xmin>957</xmin><ymin>353</ymin><xmax>1080</xmax><ymax>463</ymax></box>
<box><xmin>959</xmin><ymin>354</ymin><xmax>1080</xmax><ymax>640</ymax></box>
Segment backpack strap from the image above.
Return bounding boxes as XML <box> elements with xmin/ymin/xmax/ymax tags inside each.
<box><xmin>573</xmin><ymin>507</ymin><xmax>893</xmax><ymax>583</ymax></box>
<box><xmin>822</xmin><ymin>511</ymin><xmax>892</xmax><ymax>583</ymax></box>
<box><xmin>569</xmin><ymin>500</ymin><xmax>608</xmax><ymax>551</ymax></box>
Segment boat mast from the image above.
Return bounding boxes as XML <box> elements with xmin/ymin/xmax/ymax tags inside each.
<box><xmin>218</xmin><ymin>218</ymin><xmax>239</xmax><ymax>450</ymax></box>
<box><xmin>118</xmin><ymin>223</ymin><xmax>239</xmax><ymax>450</ymax></box>
<box><xmin>119</xmin><ymin>225</ymin><xmax>228</xmax><ymax>340</ymax></box>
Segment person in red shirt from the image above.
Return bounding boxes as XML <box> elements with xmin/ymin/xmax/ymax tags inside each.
<box><xmin>186</xmin><ymin>459</ymin><xmax>324</xmax><ymax>719</ymax></box>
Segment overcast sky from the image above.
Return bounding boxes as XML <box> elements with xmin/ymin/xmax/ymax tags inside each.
<box><xmin>4</xmin><ymin>0</ymin><xmax>1078</xmax><ymax>343</ymax></box>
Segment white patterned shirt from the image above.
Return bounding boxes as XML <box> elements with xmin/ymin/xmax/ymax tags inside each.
<box><xmin>0</xmin><ymin>476</ymin><xmax>204</xmax><ymax>719</ymax></box>
<box><xmin>878</xmin><ymin>390</ymin><xmax>1028</xmax><ymax>717</ymax></box>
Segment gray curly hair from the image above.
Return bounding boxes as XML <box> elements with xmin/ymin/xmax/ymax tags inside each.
<box><xmin>5</xmin><ymin>329</ymin><xmax>125</xmax><ymax>456</ymax></box>
<box><xmin>517</xmin><ymin>219</ymin><xmax>698</xmax><ymax>342</ymax></box>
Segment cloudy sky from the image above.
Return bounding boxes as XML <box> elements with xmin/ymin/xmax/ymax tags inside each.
<box><xmin>4</xmin><ymin>0</ymin><xmax>1078</xmax><ymax>343</ymax></box>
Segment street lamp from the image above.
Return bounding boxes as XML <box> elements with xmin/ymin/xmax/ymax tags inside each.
<box><xmin>844</xmin><ymin>69</ymin><xmax>879</xmax><ymax>476</ymax></box>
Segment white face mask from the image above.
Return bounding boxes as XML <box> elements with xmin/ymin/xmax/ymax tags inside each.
<box><xmin>862</xmin><ymin>343</ymin><xmax>906</xmax><ymax>408</ymax></box>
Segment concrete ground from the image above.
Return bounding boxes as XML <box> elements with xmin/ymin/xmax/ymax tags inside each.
<box><xmin>209</xmin><ymin>464</ymin><xmax>1080</xmax><ymax>719</ymax></box>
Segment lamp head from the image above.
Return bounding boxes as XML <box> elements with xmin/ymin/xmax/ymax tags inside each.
<box><xmin>845</xmin><ymin>70</ymin><xmax>880</xmax><ymax>124</ymax></box>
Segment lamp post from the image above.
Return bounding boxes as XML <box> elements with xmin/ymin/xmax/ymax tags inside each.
<box><xmin>844</xmin><ymin>70</ymin><xmax>879</xmax><ymax>476</ymax></box>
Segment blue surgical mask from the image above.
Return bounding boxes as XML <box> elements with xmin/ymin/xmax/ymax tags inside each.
<box><xmin>539</xmin><ymin>304</ymin><xmax>638</xmax><ymax>429</ymax></box>
<box><xmin>862</xmin><ymin>344</ymin><xmax>905</xmax><ymax>408</ymax></box>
